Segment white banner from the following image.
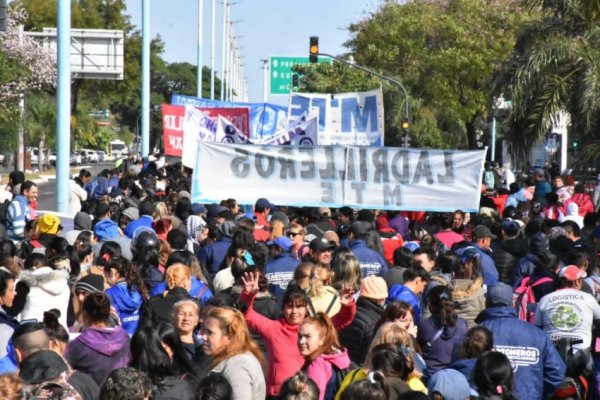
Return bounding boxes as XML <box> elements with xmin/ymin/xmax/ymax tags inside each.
<box><xmin>253</xmin><ymin>115</ymin><xmax>318</xmax><ymax>146</ymax></box>
<box><xmin>183</xmin><ymin>105</ymin><xmax>320</xmax><ymax>167</ymax></box>
<box><xmin>288</xmin><ymin>88</ymin><xmax>385</xmax><ymax>146</ymax></box>
<box><xmin>191</xmin><ymin>143</ymin><xmax>486</xmax><ymax>212</ymax></box>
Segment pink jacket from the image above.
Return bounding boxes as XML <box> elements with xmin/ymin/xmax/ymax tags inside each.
<box><xmin>240</xmin><ymin>290</ymin><xmax>356</xmax><ymax>396</ymax></box>
<box><xmin>306</xmin><ymin>349</ymin><xmax>351</xmax><ymax>400</ymax></box>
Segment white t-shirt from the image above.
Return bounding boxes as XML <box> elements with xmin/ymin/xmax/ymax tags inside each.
<box><xmin>535</xmin><ymin>288</ymin><xmax>600</xmax><ymax>350</ymax></box>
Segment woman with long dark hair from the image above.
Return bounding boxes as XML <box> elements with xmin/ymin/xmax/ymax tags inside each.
<box><xmin>131</xmin><ymin>230</ymin><xmax>163</xmax><ymax>292</ymax></box>
<box><xmin>417</xmin><ymin>285</ymin><xmax>467</xmax><ymax>375</ymax></box>
<box><xmin>452</xmin><ymin>247</ymin><xmax>486</xmax><ymax>328</ymax></box>
<box><xmin>473</xmin><ymin>351</ymin><xmax>517</xmax><ymax>400</ymax></box>
<box><xmin>369</xmin><ymin>343</ymin><xmax>412</xmax><ymax>399</ymax></box>
<box><xmin>201</xmin><ymin>306</ymin><xmax>266</xmax><ymax>399</ymax></box>
<box><xmin>104</xmin><ymin>257</ymin><xmax>148</xmax><ymax>334</ymax></box>
<box><xmin>130</xmin><ymin>322</ymin><xmax>199</xmax><ymax>399</ymax></box>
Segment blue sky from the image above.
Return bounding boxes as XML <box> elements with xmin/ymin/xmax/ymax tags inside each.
<box><xmin>124</xmin><ymin>0</ymin><xmax>377</xmax><ymax>104</ymax></box>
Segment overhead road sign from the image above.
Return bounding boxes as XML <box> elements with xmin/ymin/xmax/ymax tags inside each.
<box><xmin>270</xmin><ymin>56</ymin><xmax>331</xmax><ymax>95</ymax></box>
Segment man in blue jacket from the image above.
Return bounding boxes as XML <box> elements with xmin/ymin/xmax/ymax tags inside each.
<box><xmin>462</xmin><ymin>225</ymin><xmax>499</xmax><ymax>285</ymax></box>
<box><xmin>348</xmin><ymin>221</ymin><xmax>389</xmax><ymax>277</ymax></box>
<box><xmin>6</xmin><ymin>180</ymin><xmax>37</xmax><ymax>243</ymax></box>
<box><xmin>476</xmin><ymin>282</ymin><xmax>565</xmax><ymax>400</ymax></box>
<box><xmin>123</xmin><ymin>200</ymin><xmax>154</xmax><ymax>239</ymax></box>
<box><xmin>388</xmin><ymin>267</ymin><xmax>429</xmax><ymax>324</ymax></box>
<box><xmin>264</xmin><ymin>236</ymin><xmax>300</xmax><ymax>300</ymax></box>
<box><xmin>197</xmin><ymin>220</ymin><xmax>235</xmax><ymax>279</ymax></box>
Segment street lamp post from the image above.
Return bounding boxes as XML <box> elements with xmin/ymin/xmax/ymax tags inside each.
<box><xmin>317</xmin><ymin>51</ymin><xmax>410</xmax><ymax>123</ymax></box>
<box><xmin>210</xmin><ymin>0</ymin><xmax>216</xmax><ymax>100</ymax></box>
<box><xmin>197</xmin><ymin>0</ymin><xmax>203</xmax><ymax>98</ymax></box>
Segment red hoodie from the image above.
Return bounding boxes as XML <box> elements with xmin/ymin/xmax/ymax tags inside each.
<box><xmin>240</xmin><ymin>291</ymin><xmax>356</xmax><ymax>396</ymax></box>
<box><xmin>572</xmin><ymin>193</ymin><xmax>594</xmax><ymax>216</ymax></box>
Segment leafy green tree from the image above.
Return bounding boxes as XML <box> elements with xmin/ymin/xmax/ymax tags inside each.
<box><xmin>346</xmin><ymin>0</ymin><xmax>529</xmax><ymax>149</ymax></box>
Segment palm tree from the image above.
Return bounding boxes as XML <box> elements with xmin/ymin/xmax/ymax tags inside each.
<box><xmin>496</xmin><ymin>0</ymin><xmax>600</xmax><ymax>166</ymax></box>
<box><xmin>24</xmin><ymin>93</ymin><xmax>56</xmax><ymax>170</ymax></box>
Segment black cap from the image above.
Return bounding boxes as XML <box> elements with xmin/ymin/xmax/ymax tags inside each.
<box><xmin>530</xmin><ymin>232</ymin><xmax>550</xmax><ymax>253</ymax></box>
<box><xmin>473</xmin><ymin>225</ymin><xmax>496</xmax><ymax>240</ymax></box>
<box><xmin>309</xmin><ymin>237</ymin><xmax>335</xmax><ymax>252</ymax></box>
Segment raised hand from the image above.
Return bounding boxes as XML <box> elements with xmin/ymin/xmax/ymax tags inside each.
<box><xmin>407</xmin><ymin>321</ymin><xmax>418</xmax><ymax>337</ymax></box>
<box><xmin>339</xmin><ymin>284</ymin><xmax>356</xmax><ymax>306</ymax></box>
<box><xmin>241</xmin><ymin>270</ymin><xmax>260</xmax><ymax>296</ymax></box>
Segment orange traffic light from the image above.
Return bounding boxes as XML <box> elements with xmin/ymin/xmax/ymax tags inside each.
<box><xmin>309</xmin><ymin>36</ymin><xmax>319</xmax><ymax>63</ymax></box>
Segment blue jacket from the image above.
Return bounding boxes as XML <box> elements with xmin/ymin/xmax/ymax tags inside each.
<box><xmin>457</xmin><ymin>244</ymin><xmax>499</xmax><ymax>285</ymax></box>
<box><xmin>476</xmin><ymin>306</ymin><xmax>566</xmax><ymax>400</ymax></box>
<box><xmin>448</xmin><ymin>358</ymin><xmax>477</xmax><ymax>391</ymax></box>
<box><xmin>417</xmin><ymin>315</ymin><xmax>468</xmax><ymax>376</ymax></box>
<box><xmin>0</xmin><ymin>354</ymin><xmax>16</xmax><ymax>375</ymax></box>
<box><xmin>124</xmin><ymin>215</ymin><xmax>154</xmax><ymax>239</ymax></box>
<box><xmin>150</xmin><ymin>276</ymin><xmax>213</xmax><ymax>305</ymax></box>
<box><xmin>106</xmin><ymin>281</ymin><xmax>144</xmax><ymax>335</ymax></box>
<box><xmin>534</xmin><ymin>180</ymin><xmax>552</xmax><ymax>206</ymax></box>
<box><xmin>141</xmin><ymin>265</ymin><xmax>164</xmax><ymax>293</ymax></box>
<box><xmin>512</xmin><ymin>253</ymin><xmax>540</xmax><ymax>288</ymax></box>
<box><xmin>388</xmin><ymin>285</ymin><xmax>422</xmax><ymax>324</ymax></box>
<box><xmin>197</xmin><ymin>238</ymin><xmax>232</xmax><ymax>278</ymax></box>
<box><xmin>93</xmin><ymin>218</ymin><xmax>121</xmax><ymax>241</ymax></box>
<box><xmin>265</xmin><ymin>252</ymin><xmax>300</xmax><ymax>300</ymax></box>
<box><xmin>349</xmin><ymin>240</ymin><xmax>389</xmax><ymax>277</ymax></box>
<box><xmin>6</xmin><ymin>195</ymin><xmax>29</xmax><ymax>242</ymax></box>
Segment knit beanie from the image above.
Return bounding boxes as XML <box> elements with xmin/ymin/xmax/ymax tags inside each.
<box><xmin>359</xmin><ymin>276</ymin><xmax>388</xmax><ymax>300</ymax></box>
<box><xmin>75</xmin><ymin>274</ymin><xmax>104</xmax><ymax>294</ymax></box>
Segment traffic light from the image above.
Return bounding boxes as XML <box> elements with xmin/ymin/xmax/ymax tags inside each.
<box><xmin>401</xmin><ymin>117</ymin><xmax>410</xmax><ymax>132</ymax></box>
<box><xmin>309</xmin><ymin>36</ymin><xmax>319</xmax><ymax>63</ymax></box>
<box><xmin>572</xmin><ymin>140</ymin><xmax>578</xmax><ymax>149</ymax></box>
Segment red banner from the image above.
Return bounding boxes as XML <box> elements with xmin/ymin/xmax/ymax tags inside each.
<box><xmin>162</xmin><ymin>104</ymin><xmax>250</xmax><ymax>156</ymax></box>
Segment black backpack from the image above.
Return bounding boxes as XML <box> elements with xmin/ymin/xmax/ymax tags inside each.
<box><xmin>323</xmin><ymin>362</ymin><xmax>360</xmax><ymax>400</ymax></box>
<box><xmin>24</xmin><ymin>370</ymin><xmax>82</xmax><ymax>400</ymax></box>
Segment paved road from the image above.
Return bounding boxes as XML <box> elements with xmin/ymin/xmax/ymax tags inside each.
<box><xmin>36</xmin><ymin>163</ymin><xmax>113</xmax><ymax>211</ymax></box>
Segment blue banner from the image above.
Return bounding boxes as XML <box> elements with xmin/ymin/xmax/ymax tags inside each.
<box><xmin>171</xmin><ymin>94</ymin><xmax>288</xmax><ymax>139</ymax></box>
<box><xmin>288</xmin><ymin>88</ymin><xmax>385</xmax><ymax>147</ymax></box>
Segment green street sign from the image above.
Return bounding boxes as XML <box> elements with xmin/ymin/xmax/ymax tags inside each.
<box><xmin>269</xmin><ymin>56</ymin><xmax>331</xmax><ymax>95</ymax></box>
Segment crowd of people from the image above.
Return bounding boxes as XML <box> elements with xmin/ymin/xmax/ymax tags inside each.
<box><xmin>0</xmin><ymin>154</ymin><xmax>598</xmax><ymax>399</ymax></box>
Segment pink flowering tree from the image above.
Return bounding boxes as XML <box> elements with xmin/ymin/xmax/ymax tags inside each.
<box><xmin>0</xmin><ymin>6</ymin><xmax>56</xmax><ymax>107</ymax></box>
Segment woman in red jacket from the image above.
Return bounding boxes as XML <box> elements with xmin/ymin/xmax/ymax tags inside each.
<box><xmin>240</xmin><ymin>270</ymin><xmax>356</xmax><ymax>398</ymax></box>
